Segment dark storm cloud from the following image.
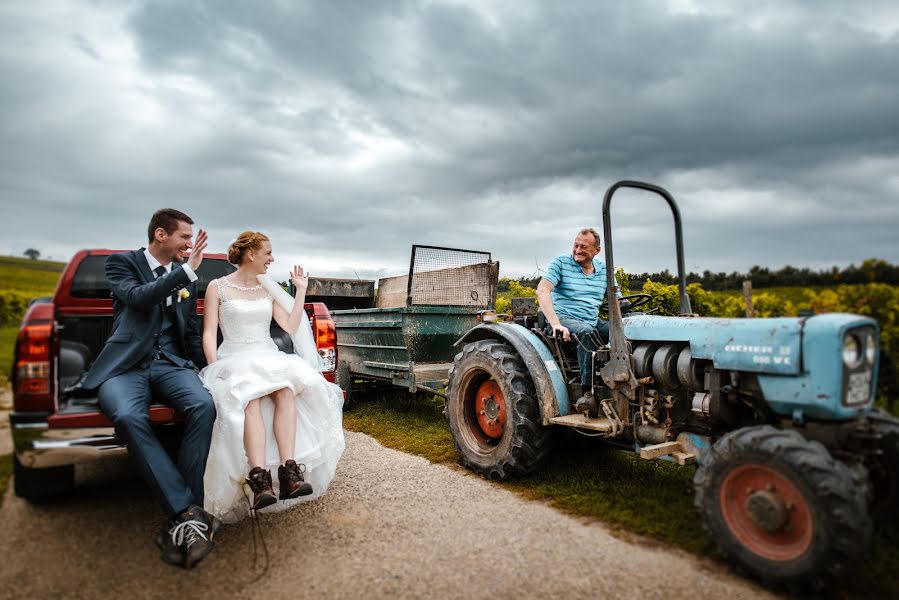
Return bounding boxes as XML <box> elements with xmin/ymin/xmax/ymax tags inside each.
<box><xmin>2</xmin><ymin>0</ymin><xmax>898</xmax><ymax>277</ymax></box>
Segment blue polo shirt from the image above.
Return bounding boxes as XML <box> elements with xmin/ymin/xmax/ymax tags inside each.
<box><xmin>544</xmin><ymin>254</ymin><xmax>616</xmax><ymax>324</ymax></box>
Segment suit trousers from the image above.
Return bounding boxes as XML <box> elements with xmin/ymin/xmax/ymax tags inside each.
<box><xmin>98</xmin><ymin>358</ymin><xmax>215</xmax><ymax>516</ymax></box>
<box><xmin>557</xmin><ymin>315</ymin><xmax>610</xmax><ymax>389</ymax></box>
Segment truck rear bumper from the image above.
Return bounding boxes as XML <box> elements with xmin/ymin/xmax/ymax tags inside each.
<box><xmin>10</xmin><ymin>411</ymin><xmax>127</xmax><ymax>469</ymax></box>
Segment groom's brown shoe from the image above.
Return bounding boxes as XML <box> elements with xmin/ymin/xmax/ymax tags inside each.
<box><xmin>158</xmin><ymin>505</ymin><xmax>219</xmax><ymax>569</ymax></box>
<box><xmin>278</xmin><ymin>460</ymin><xmax>313</xmax><ymax>499</ymax></box>
<box><xmin>246</xmin><ymin>467</ymin><xmax>278</xmax><ymax>510</ymax></box>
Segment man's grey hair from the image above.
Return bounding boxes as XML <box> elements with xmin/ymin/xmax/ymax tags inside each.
<box><xmin>577</xmin><ymin>228</ymin><xmax>601</xmax><ymax>246</ymax></box>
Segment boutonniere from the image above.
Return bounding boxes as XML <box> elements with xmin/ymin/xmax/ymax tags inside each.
<box><xmin>178</xmin><ymin>289</ymin><xmax>190</xmax><ymax>302</ymax></box>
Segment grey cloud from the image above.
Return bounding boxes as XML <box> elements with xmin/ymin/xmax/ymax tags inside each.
<box><xmin>1</xmin><ymin>0</ymin><xmax>898</xmax><ymax>278</ymax></box>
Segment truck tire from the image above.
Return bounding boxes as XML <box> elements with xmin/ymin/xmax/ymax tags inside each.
<box><xmin>445</xmin><ymin>339</ymin><xmax>550</xmax><ymax>480</ymax></box>
<box><xmin>13</xmin><ymin>455</ymin><xmax>75</xmax><ymax>502</ymax></box>
<box><xmin>694</xmin><ymin>425</ymin><xmax>870</xmax><ymax>589</ymax></box>
<box><xmin>336</xmin><ymin>361</ymin><xmax>353</xmax><ymax>407</ymax></box>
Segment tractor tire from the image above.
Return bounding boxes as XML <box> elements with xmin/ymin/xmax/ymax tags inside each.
<box><xmin>336</xmin><ymin>361</ymin><xmax>353</xmax><ymax>408</ymax></box>
<box><xmin>867</xmin><ymin>411</ymin><xmax>899</xmax><ymax>534</ymax></box>
<box><xmin>694</xmin><ymin>425</ymin><xmax>870</xmax><ymax>590</ymax></box>
<box><xmin>13</xmin><ymin>454</ymin><xmax>75</xmax><ymax>502</ymax></box>
<box><xmin>445</xmin><ymin>339</ymin><xmax>551</xmax><ymax>480</ymax></box>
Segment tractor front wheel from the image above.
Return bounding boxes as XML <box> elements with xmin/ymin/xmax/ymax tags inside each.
<box><xmin>694</xmin><ymin>425</ymin><xmax>870</xmax><ymax>589</ymax></box>
<box><xmin>445</xmin><ymin>339</ymin><xmax>550</xmax><ymax>479</ymax></box>
<box><xmin>867</xmin><ymin>412</ymin><xmax>899</xmax><ymax>534</ymax></box>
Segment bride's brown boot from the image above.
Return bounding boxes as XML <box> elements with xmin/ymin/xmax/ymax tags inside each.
<box><xmin>278</xmin><ymin>460</ymin><xmax>313</xmax><ymax>499</ymax></box>
<box><xmin>246</xmin><ymin>467</ymin><xmax>277</xmax><ymax>510</ymax></box>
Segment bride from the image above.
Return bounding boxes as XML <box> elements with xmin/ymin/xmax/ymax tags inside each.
<box><xmin>200</xmin><ymin>231</ymin><xmax>344</xmax><ymax>524</ymax></box>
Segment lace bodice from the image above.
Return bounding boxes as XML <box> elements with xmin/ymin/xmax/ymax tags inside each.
<box><xmin>216</xmin><ymin>276</ymin><xmax>274</xmax><ymax>346</ymax></box>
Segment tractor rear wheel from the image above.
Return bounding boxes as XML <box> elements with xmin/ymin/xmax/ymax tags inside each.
<box><xmin>694</xmin><ymin>425</ymin><xmax>870</xmax><ymax>589</ymax></box>
<box><xmin>445</xmin><ymin>339</ymin><xmax>550</xmax><ymax>479</ymax></box>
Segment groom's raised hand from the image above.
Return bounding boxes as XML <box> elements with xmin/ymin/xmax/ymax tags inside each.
<box><xmin>186</xmin><ymin>228</ymin><xmax>208</xmax><ymax>272</ymax></box>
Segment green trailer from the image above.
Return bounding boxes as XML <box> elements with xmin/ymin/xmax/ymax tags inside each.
<box><xmin>330</xmin><ymin>245</ymin><xmax>498</xmax><ymax>401</ymax></box>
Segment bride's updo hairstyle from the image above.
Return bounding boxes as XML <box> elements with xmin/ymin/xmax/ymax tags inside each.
<box><xmin>228</xmin><ymin>231</ymin><xmax>270</xmax><ymax>265</ymax></box>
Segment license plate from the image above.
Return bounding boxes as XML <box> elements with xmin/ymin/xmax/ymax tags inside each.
<box><xmin>846</xmin><ymin>371</ymin><xmax>872</xmax><ymax>405</ymax></box>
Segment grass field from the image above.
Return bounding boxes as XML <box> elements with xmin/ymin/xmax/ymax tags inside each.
<box><xmin>0</xmin><ymin>256</ymin><xmax>63</xmax><ymax>377</ymax></box>
<box><xmin>0</xmin><ymin>326</ymin><xmax>16</xmax><ymax>382</ymax></box>
<box><xmin>0</xmin><ymin>255</ymin><xmax>64</xmax><ymax>295</ymax></box>
<box><xmin>343</xmin><ymin>394</ymin><xmax>899</xmax><ymax>600</ymax></box>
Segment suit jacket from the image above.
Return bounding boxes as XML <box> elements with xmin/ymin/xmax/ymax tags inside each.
<box><xmin>82</xmin><ymin>249</ymin><xmax>206</xmax><ymax>390</ymax></box>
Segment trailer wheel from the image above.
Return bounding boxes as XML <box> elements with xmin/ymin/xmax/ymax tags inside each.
<box><xmin>445</xmin><ymin>339</ymin><xmax>550</xmax><ymax>479</ymax></box>
<box><xmin>13</xmin><ymin>454</ymin><xmax>75</xmax><ymax>502</ymax></box>
<box><xmin>694</xmin><ymin>425</ymin><xmax>870</xmax><ymax>589</ymax></box>
<box><xmin>336</xmin><ymin>361</ymin><xmax>353</xmax><ymax>407</ymax></box>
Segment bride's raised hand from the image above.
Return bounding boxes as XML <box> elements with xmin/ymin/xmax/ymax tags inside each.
<box><xmin>290</xmin><ymin>265</ymin><xmax>309</xmax><ymax>295</ymax></box>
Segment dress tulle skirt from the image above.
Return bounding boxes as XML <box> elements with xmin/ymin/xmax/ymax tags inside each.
<box><xmin>200</xmin><ymin>341</ymin><xmax>345</xmax><ymax>524</ymax></box>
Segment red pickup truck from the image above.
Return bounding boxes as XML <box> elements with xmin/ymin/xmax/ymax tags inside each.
<box><xmin>10</xmin><ymin>249</ymin><xmax>338</xmax><ymax>501</ymax></box>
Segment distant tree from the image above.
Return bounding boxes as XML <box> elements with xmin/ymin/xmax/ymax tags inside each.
<box><xmin>23</xmin><ymin>248</ymin><xmax>40</xmax><ymax>260</ymax></box>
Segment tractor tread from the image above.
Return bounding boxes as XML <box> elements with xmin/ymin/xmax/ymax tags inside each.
<box><xmin>446</xmin><ymin>339</ymin><xmax>551</xmax><ymax>480</ymax></box>
<box><xmin>694</xmin><ymin>425</ymin><xmax>871</xmax><ymax>590</ymax></box>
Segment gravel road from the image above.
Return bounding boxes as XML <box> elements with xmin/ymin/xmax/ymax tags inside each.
<box><xmin>0</xmin><ymin>430</ymin><xmax>780</xmax><ymax>600</ymax></box>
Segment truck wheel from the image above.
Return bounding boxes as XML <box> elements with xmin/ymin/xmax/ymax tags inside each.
<box><xmin>445</xmin><ymin>339</ymin><xmax>550</xmax><ymax>479</ymax></box>
<box><xmin>694</xmin><ymin>426</ymin><xmax>870</xmax><ymax>589</ymax></box>
<box><xmin>336</xmin><ymin>361</ymin><xmax>353</xmax><ymax>407</ymax></box>
<box><xmin>13</xmin><ymin>454</ymin><xmax>75</xmax><ymax>502</ymax></box>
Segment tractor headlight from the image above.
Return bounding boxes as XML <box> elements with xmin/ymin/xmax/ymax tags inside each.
<box><xmin>864</xmin><ymin>331</ymin><xmax>876</xmax><ymax>365</ymax></box>
<box><xmin>842</xmin><ymin>334</ymin><xmax>862</xmax><ymax>369</ymax></box>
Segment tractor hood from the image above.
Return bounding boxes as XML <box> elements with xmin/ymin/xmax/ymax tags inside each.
<box><xmin>622</xmin><ymin>313</ymin><xmax>875</xmax><ymax>376</ymax></box>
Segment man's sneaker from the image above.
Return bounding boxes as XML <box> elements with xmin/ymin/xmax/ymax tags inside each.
<box><xmin>573</xmin><ymin>391</ymin><xmax>599</xmax><ymax>417</ymax></box>
<box><xmin>175</xmin><ymin>505</ymin><xmax>216</xmax><ymax>569</ymax></box>
<box><xmin>158</xmin><ymin>505</ymin><xmax>216</xmax><ymax>569</ymax></box>
<box><xmin>157</xmin><ymin>517</ymin><xmax>184</xmax><ymax>567</ymax></box>
<box><xmin>246</xmin><ymin>467</ymin><xmax>278</xmax><ymax>510</ymax></box>
<box><xmin>278</xmin><ymin>460</ymin><xmax>313</xmax><ymax>499</ymax></box>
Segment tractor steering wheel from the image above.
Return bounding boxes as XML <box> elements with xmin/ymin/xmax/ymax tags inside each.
<box><xmin>618</xmin><ymin>293</ymin><xmax>653</xmax><ymax>314</ymax></box>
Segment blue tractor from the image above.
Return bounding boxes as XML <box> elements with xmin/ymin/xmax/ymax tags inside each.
<box><xmin>445</xmin><ymin>180</ymin><xmax>898</xmax><ymax>588</ymax></box>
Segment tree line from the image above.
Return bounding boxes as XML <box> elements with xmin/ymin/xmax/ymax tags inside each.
<box><xmin>498</xmin><ymin>258</ymin><xmax>899</xmax><ymax>292</ymax></box>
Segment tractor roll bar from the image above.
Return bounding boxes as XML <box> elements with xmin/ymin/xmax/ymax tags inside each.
<box><xmin>602</xmin><ymin>180</ymin><xmax>693</xmax><ymax>315</ymax></box>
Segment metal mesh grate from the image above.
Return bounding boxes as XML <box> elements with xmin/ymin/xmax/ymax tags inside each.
<box><xmin>407</xmin><ymin>245</ymin><xmax>497</xmax><ymax>307</ymax></box>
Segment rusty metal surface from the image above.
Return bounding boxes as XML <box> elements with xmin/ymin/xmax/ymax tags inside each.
<box><xmin>305</xmin><ymin>277</ymin><xmax>376</xmax><ymax>310</ymax></box>
<box><xmin>511</xmin><ymin>297</ymin><xmax>536</xmax><ymax>317</ymax></box>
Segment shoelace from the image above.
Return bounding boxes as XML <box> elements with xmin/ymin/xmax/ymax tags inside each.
<box><xmin>171</xmin><ymin>519</ymin><xmax>209</xmax><ymax>549</ymax></box>
<box><xmin>286</xmin><ymin>462</ymin><xmax>307</xmax><ymax>482</ymax></box>
<box><xmin>241</xmin><ymin>484</ymin><xmax>270</xmax><ymax>585</ymax></box>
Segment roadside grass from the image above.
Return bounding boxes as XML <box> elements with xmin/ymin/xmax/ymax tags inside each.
<box><xmin>1</xmin><ymin>326</ymin><xmax>18</xmax><ymax>379</ymax></box>
<box><xmin>342</xmin><ymin>394</ymin><xmax>458</xmax><ymax>464</ymax></box>
<box><xmin>0</xmin><ymin>455</ymin><xmax>10</xmax><ymax>507</ymax></box>
<box><xmin>344</xmin><ymin>394</ymin><xmax>899</xmax><ymax>600</ymax></box>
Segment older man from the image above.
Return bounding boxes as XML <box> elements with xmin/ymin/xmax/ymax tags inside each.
<box><xmin>536</xmin><ymin>228</ymin><xmax>620</xmax><ymax>408</ymax></box>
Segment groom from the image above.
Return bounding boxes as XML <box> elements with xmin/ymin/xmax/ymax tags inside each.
<box><xmin>82</xmin><ymin>208</ymin><xmax>219</xmax><ymax>569</ymax></box>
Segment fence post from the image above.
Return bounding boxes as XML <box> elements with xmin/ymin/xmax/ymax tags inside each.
<box><xmin>742</xmin><ymin>280</ymin><xmax>754</xmax><ymax>318</ymax></box>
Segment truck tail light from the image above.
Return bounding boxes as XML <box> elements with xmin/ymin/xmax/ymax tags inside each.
<box><xmin>15</xmin><ymin>322</ymin><xmax>53</xmax><ymax>396</ymax></box>
<box><xmin>314</xmin><ymin>316</ymin><xmax>338</xmax><ymax>377</ymax></box>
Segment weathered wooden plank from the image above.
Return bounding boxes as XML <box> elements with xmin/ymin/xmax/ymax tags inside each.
<box><xmin>672</xmin><ymin>451</ymin><xmax>696</xmax><ymax>466</ymax></box>
<box><xmin>639</xmin><ymin>441</ymin><xmax>683</xmax><ymax>460</ymax></box>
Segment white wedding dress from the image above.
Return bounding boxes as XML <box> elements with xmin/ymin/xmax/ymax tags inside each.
<box><xmin>200</xmin><ymin>276</ymin><xmax>345</xmax><ymax>524</ymax></box>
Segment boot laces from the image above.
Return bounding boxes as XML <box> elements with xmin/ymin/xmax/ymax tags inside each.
<box><xmin>171</xmin><ymin>520</ymin><xmax>209</xmax><ymax>549</ymax></box>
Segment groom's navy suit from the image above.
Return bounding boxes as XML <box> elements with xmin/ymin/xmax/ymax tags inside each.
<box><xmin>83</xmin><ymin>249</ymin><xmax>215</xmax><ymax>516</ymax></box>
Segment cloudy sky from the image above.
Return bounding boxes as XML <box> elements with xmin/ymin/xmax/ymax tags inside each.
<box><xmin>2</xmin><ymin>0</ymin><xmax>898</xmax><ymax>282</ymax></box>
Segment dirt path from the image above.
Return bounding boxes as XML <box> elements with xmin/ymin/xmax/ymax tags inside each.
<box><xmin>0</xmin><ymin>431</ymin><xmax>779</xmax><ymax>600</ymax></box>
